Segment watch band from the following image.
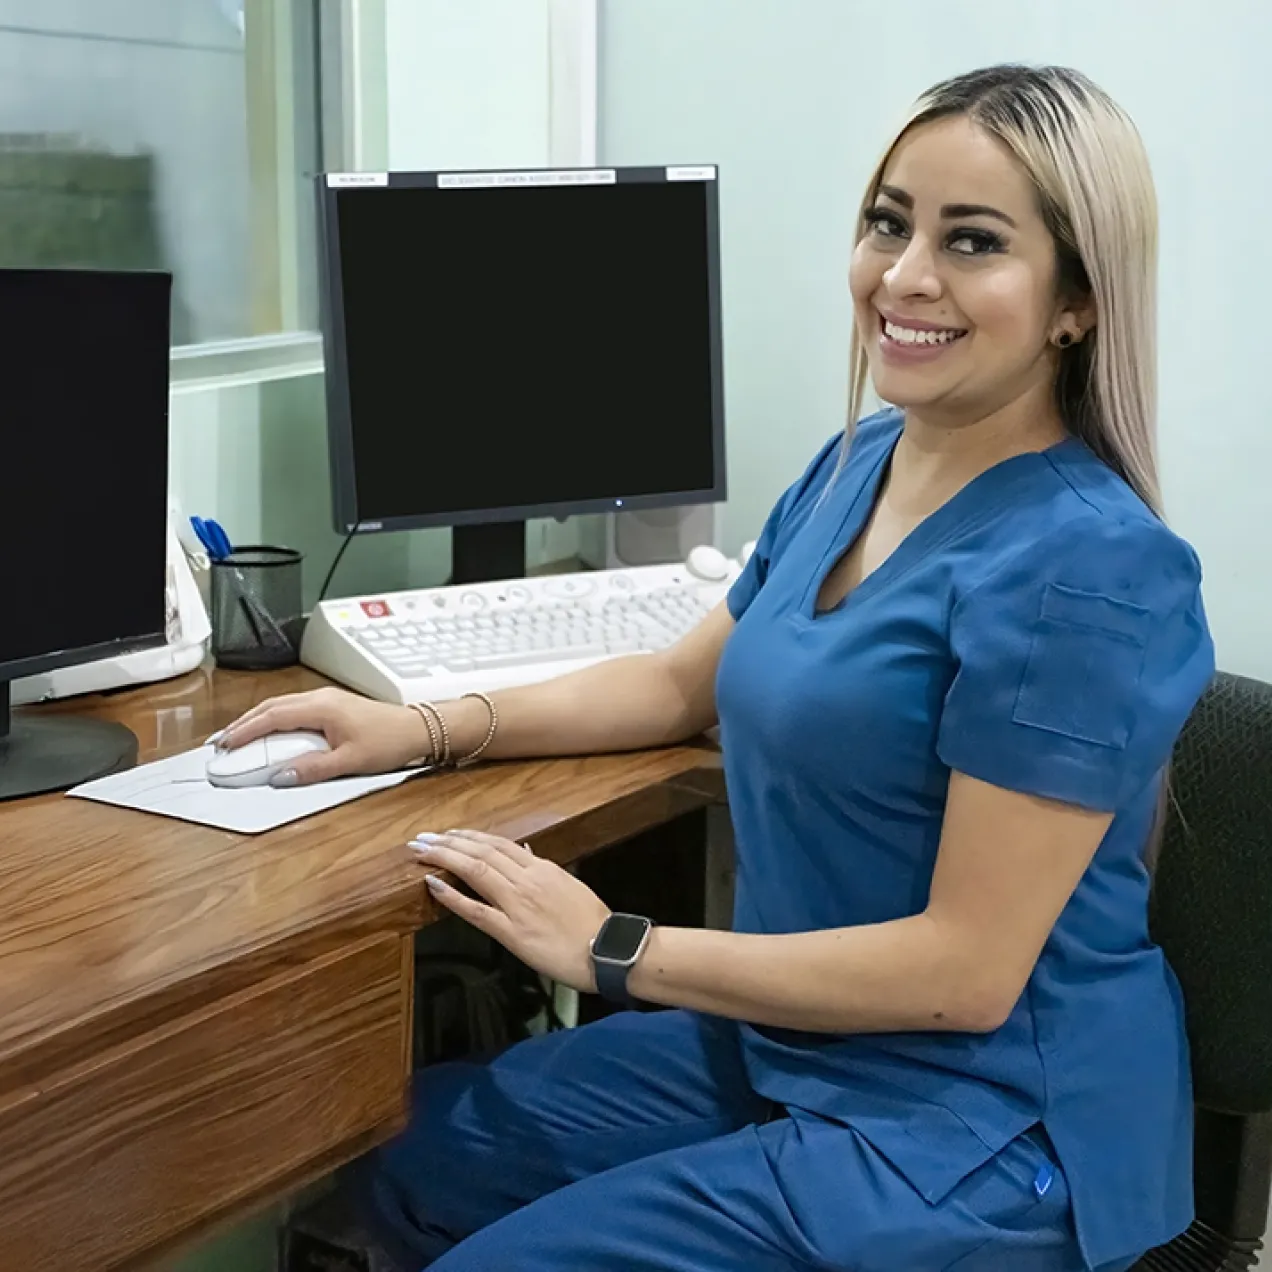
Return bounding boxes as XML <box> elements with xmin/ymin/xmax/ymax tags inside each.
<box><xmin>593</xmin><ymin>955</ymin><xmax>635</xmax><ymax>1005</ymax></box>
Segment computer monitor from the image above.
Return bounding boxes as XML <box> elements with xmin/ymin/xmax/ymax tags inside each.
<box><xmin>0</xmin><ymin>268</ymin><xmax>172</xmax><ymax>802</ymax></box>
<box><xmin>317</xmin><ymin>165</ymin><xmax>727</xmax><ymax>583</ymax></box>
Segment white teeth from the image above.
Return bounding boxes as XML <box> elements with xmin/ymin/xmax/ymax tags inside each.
<box><xmin>884</xmin><ymin>320</ymin><xmax>963</xmax><ymax>346</ymax></box>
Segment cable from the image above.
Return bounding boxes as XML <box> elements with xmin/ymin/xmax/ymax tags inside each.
<box><xmin>315</xmin><ymin>528</ymin><xmax>356</xmax><ymax>606</ymax></box>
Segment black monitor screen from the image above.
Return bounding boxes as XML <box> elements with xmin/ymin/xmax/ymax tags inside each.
<box><xmin>322</xmin><ymin>169</ymin><xmax>725</xmax><ymax>531</ymax></box>
<box><xmin>0</xmin><ymin>269</ymin><xmax>171</xmax><ymax>677</ymax></box>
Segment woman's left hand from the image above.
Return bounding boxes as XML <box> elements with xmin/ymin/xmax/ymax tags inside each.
<box><xmin>412</xmin><ymin>830</ymin><xmax>610</xmax><ymax>993</ymax></box>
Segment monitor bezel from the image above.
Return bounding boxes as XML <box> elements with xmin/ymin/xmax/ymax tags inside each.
<box><xmin>316</xmin><ymin>165</ymin><xmax>728</xmax><ymax>536</ymax></box>
<box><xmin>0</xmin><ymin>630</ymin><xmax>169</xmax><ymax>687</ymax></box>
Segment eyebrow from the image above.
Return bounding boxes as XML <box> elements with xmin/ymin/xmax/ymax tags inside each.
<box><xmin>876</xmin><ymin>184</ymin><xmax>1018</xmax><ymax>229</ymax></box>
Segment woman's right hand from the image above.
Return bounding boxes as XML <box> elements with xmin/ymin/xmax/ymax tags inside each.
<box><xmin>215</xmin><ymin>687</ymin><xmax>432</xmax><ymax>786</ymax></box>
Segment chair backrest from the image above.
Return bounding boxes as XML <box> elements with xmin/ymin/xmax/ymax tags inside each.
<box><xmin>1151</xmin><ymin>671</ymin><xmax>1272</xmax><ymax>1115</ymax></box>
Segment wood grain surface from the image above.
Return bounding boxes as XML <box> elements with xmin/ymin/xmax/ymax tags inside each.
<box><xmin>0</xmin><ymin>665</ymin><xmax>724</xmax><ymax>1269</ymax></box>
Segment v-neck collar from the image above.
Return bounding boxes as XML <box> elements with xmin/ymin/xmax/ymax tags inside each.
<box><xmin>798</xmin><ymin>426</ymin><xmax>1083</xmax><ymax>623</ymax></box>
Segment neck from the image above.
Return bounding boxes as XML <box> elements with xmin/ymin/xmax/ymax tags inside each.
<box><xmin>891</xmin><ymin>386</ymin><xmax>1066</xmax><ymax>496</ymax></box>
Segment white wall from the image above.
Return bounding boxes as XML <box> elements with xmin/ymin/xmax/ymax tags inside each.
<box><xmin>385</xmin><ymin>0</ymin><xmax>550</xmax><ymax>171</ymax></box>
<box><xmin>600</xmin><ymin>0</ymin><xmax>1272</xmax><ymax>679</ymax></box>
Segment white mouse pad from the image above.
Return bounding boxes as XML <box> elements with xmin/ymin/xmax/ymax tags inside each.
<box><xmin>68</xmin><ymin>742</ymin><xmax>419</xmax><ymax>835</ymax></box>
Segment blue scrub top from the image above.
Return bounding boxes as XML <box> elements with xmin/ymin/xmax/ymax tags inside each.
<box><xmin>718</xmin><ymin>409</ymin><xmax>1215</xmax><ymax>1269</ymax></box>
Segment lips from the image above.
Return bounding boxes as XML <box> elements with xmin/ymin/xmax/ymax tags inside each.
<box><xmin>872</xmin><ymin>311</ymin><xmax>970</xmax><ymax>368</ymax></box>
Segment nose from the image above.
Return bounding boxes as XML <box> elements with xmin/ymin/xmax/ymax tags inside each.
<box><xmin>882</xmin><ymin>234</ymin><xmax>942</xmax><ymax>301</ymax></box>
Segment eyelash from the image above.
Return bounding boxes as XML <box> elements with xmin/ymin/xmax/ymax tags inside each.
<box><xmin>861</xmin><ymin>208</ymin><xmax>1006</xmax><ymax>257</ymax></box>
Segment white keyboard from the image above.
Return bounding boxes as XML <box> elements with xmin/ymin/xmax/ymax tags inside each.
<box><xmin>300</xmin><ymin>550</ymin><xmax>742</xmax><ymax>705</ymax></box>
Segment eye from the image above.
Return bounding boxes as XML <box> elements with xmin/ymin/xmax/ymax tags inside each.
<box><xmin>862</xmin><ymin>207</ymin><xmax>907</xmax><ymax>241</ymax></box>
<box><xmin>947</xmin><ymin>228</ymin><xmax>1006</xmax><ymax>257</ymax></box>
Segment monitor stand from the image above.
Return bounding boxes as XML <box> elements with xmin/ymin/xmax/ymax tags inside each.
<box><xmin>0</xmin><ymin>681</ymin><xmax>139</xmax><ymax>802</ymax></box>
<box><xmin>451</xmin><ymin>521</ymin><xmax>528</xmax><ymax>586</ymax></box>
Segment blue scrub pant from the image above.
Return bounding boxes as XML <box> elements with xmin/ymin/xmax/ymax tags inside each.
<box><xmin>361</xmin><ymin>1009</ymin><xmax>1126</xmax><ymax>1271</ymax></box>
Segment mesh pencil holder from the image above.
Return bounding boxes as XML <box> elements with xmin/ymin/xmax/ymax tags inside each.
<box><xmin>210</xmin><ymin>546</ymin><xmax>304</xmax><ymax>670</ymax></box>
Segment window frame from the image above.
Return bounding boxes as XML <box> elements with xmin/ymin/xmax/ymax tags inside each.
<box><xmin>172</xmin><ymin>0</ymin><xmax>598</xmax><ymax>393</ymax></box>
<box><xmin>171</xmin><ymin>0</ymin><xmax>363</xmax><ymax>390</ymax></box>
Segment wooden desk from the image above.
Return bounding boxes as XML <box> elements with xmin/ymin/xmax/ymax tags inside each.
<box><xmin>0</xmin><ymin>667</ymin><xmax>724</xmax><ymax>1271</ymax></box>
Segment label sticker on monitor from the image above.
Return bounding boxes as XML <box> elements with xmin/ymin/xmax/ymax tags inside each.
<box><xmin>327</xmin><ymin>172</ymin><xmax>389</xmax><ymax>188</ymax></box>
<box><xmin>438</xmin><ymin>169</ymin><xmax>617</xmax><ymax>190</ymax></box>
<box><xmin>360</xmin><ymin>599</ymin><xmax>393</xmax><ymax>619</ymax></box>
<box><xmin>667</xmin><ymin>166</ymin><xmax>717</xmax><ymax>182</ymax></box>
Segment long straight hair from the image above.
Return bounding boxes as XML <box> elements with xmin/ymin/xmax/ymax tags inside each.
<box><xmin>845</xmin><ymin>65</ymin><xmax>1162</xmax><ymax>514</ymax></box>
<box><xmin>845</xmin><ymin>67</ymin><xmax>1173</xmax><ymax>867</ymax></box>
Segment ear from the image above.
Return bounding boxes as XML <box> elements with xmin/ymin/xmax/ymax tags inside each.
<box><xmin>1055</xmin><ymin>290</ymin><xmax>1097</xmax><ymax>345</ymax></box>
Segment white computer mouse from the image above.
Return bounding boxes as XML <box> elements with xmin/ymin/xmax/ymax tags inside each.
<box><xmin>205</xmin><ymin>730</ymin><xmax>332</xmax><ymax>789</ymax></box>
<box><xmin>685</xmin><ymin>544</ymin><xmax>732</xmax><ymax>582</ymax></box>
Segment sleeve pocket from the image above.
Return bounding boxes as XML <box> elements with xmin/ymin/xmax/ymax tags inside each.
<box><xmin>1012</xmin><ymin>584</ymin><xmax>1152</xmax><ymax>749</ymax></box>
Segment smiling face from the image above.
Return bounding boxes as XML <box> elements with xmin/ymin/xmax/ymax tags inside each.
<box><xmin>850</xmin><ymin>114</ymin><xmax>1087</xmax><ymax>429</ymax></box>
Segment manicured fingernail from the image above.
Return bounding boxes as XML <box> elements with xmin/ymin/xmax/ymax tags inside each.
<box><xmin>270</xmin><ymin>769</ymin><xmax>299</xmax><ymax>789</ymax></box>
<box><xmin>425</xmin><ymin>875</ymin><xmax>447</xmax><ymax>892</ymax></box>
<box><xmin>411</xmin><ymin>842</ymin><xmax>436</xmax><ymax>857</ymax></box>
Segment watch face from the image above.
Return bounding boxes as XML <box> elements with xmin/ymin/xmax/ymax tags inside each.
<box><xmin>593</xmin><ymin>913</ymin><xmax>650</xmax><ymax>962</ymax></box>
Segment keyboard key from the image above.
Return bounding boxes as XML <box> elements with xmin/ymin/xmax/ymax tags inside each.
<box><xmin>468</xmin><ymin>644</ymin><xmax>607</xmax><ymax>671</ymax></box>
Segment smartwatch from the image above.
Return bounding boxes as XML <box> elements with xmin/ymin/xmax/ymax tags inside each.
<box><xmin>590</xmin><ymin>912</ymin><xmax>654</xmax><ymax>1004</ymax></box>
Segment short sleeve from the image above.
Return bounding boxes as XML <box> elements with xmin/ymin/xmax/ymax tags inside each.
<box><xmin>727</xmin><ymin>433</ymin><xmax>846</xmax><ymax>621</ymax></box>
<box><xmin>937</xmin><ymin>516</ymin><xmax>1215</xmax><ymax>811</ymax></box>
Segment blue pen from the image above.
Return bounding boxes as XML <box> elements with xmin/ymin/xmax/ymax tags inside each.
<box><xmin>190</xmin><ymin>516</ymin><xmax>225</xmax><ymax>561</ymax></box>
<box><xmin>191</xmin><ymin>516</ymin><xmax>233</xmax><ymax>560</ymax></box>
<box><xmin>204</xmin><ymin>518</ymin><xmax>234</xmax><ymax>559</ymax></box>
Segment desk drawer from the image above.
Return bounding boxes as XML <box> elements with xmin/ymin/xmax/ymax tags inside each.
<box><xmin>0</xmin><ymin>934</ymin><xmax>412</xmax><ymax>1271</ymax></box>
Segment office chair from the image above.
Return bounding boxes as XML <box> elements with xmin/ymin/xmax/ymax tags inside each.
<box><xmin>1137</xmin><ymin>671</ymin><xmax>1272</xmax><ymax>1271</ymax></box>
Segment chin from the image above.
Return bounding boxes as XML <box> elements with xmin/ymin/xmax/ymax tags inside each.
<box><xmin>867</xmin><ymin>365</ymin><xmax>957</xmax><ymax>411</ymax></box>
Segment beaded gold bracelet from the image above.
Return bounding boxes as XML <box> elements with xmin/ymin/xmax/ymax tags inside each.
<box><xmin>455</xmin><ymin>691</ymin><xmax>499</xmax><ymax>768</ymax></box>
<box><xmin>421</xmin><ymin>701</ymin><xmax>452</xmax><ymax>767</ymax></box>
<box><xmin>406</xmin><ymin>701</ymin><xmax>442</xmax><ymax>768</ymax></box>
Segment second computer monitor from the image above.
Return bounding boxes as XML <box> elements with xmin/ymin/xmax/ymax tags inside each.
<box><xmin>317</xmin><ymin>165</ymin><xmax>726</xmax><ymax>582</ymax></box>
<box><xmin>0</xmin><ymin>267</ymin><xmax>171</xmax><ymax>800</ymax></box>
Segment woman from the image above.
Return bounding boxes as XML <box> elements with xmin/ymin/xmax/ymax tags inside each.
<box><xmin>223</xmin><ymin>65</ymin><xmax>1214</xmax><ymax>1270</ymax></box>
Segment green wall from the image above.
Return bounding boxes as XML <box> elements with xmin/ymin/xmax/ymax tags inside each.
<box><xmin>170</xmin><ymin>372</ymin><xmax>579</xmax><ymax>611</ymax></box>
<box><xmin>171</xmin><ymin>373</ymin><xmax>423</xmax><ymax>608</ymax></box>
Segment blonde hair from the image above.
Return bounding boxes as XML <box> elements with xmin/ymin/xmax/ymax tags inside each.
<box><xmin>846</xmin><ymin>65</ymin><xmax>1162</xmax><ymax>513</ymax></box>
